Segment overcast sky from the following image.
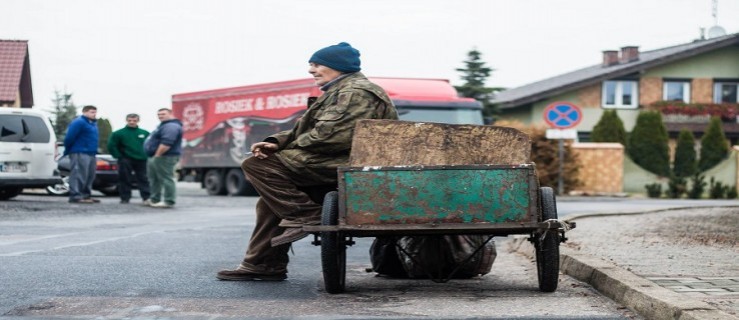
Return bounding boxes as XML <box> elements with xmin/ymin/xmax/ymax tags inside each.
<box><xmin>2</xmin><ymin>0</ymin><xmax>738</xmax><ymax>130</ymax></box>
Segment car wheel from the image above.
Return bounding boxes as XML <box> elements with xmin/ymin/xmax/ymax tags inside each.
<box><xmin>98</xmin><ymin>185</ymin><xmax>119</xmax><ymax>196</ymax></box>
<box><xmin>46</xmin><ymin>176</ymin><xmax>70</xmax><ymax>196</ymax></box>
<box><xmin>0</xmin><ymin>187</ymin><xmax>23</xmax><ymax>200</ymax></box>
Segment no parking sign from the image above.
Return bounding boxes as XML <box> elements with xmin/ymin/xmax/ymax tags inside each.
<box><xmin>543</xmin><ymin>102</ymin><xmax>582</xmax><ymax>129</ymax></box>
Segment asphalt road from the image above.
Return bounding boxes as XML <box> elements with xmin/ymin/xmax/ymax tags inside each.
<box><xmin>0</xmin><ymin>183</ymin><xmax>677</xmax><ymax>319</ymax></box>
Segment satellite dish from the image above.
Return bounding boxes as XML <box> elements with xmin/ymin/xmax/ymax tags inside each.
<box><xmin>707</xmin><ymin>25</ymin><xmax>726</xmax><ymax>38</ymax></box>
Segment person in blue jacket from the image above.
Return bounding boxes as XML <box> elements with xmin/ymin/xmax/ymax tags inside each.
<box><xmin>144</xmin><ymin>108</ymin><xmax>183</xmax><ymax>208</ymax></box>
<box><xmin>63</xmin><ymin>105</ymin><xmax>99</xmax><ymax>204</ymax></box>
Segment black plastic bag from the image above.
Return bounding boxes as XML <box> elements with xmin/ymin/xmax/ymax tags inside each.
<box><xmin>370</xmin><ymin>235</ymin><xmax>496</xmax><ymax>279</ymax></box>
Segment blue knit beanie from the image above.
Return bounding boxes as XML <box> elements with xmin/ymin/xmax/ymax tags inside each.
<box><xmin>309</xmin><ymin>42</ymin><xmax>361</xmax><ymax>73</ymax></box>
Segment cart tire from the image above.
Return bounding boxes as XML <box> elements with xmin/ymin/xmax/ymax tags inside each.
<box><xmin>320</xmin><ymin>191</ymin><xmax>346</xmax><ymax>294</ymax></box>
<box><xmin>536</xmin><ymin>186</ymin><xmax>560</xmax><ymax>292</ymax></box>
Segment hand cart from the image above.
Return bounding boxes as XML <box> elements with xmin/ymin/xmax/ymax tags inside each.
<box><xmin>303</xmin><ymin>120</ymin><xmax>575</xmax><ymax>294</ymax></box>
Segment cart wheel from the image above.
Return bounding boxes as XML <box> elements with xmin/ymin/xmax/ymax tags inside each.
<box><xmin>320</xmin><ymin>191</ymin><xmax>346</xmax><ymax>294</ymax></box>
<box><xmin>536</xmin><ymin>186</ymin><xmax>560</xmax><ymax>292</ymax></box>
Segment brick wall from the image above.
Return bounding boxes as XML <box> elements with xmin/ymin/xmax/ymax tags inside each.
<box><xmin>571</xmin><ymin>143</ymin><xmax>624</xmax><ymax>193</ymax></box>
<box><xmin>577</xmin><ymin>83</ymin><xmax>601</xmax><ymax>108</ymax></box>
<box><xmin>640</xmin><ymin>77</ymin><xmax>662</xmax><ymax>106</ymax></box>
<box><xmin>691</xmin><ymin>78</ymin><xmax>713</xmax><ymax>103</ymax></box>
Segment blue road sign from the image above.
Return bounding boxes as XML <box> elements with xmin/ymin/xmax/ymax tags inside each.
<box><xmin>543</xmin><ymin>102</ymin><xmax>582</xmax><ymax>129</ymax></box>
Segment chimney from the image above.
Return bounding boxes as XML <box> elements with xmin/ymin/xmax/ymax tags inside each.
<box><xmin>620</xmin><ymin>46</ymin><xmax>639</xmax><ymax>63</ymax></box>
<box><xmin>602</xmin><ymin>50</ymin><xmax>619</xmax><ymax>67</ymax></box>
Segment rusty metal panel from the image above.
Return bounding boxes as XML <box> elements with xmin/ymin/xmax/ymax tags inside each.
<box><xmin>340</xmin><ymin>165</ymin><xmax>536</xmax><ymax>225</ymax></box>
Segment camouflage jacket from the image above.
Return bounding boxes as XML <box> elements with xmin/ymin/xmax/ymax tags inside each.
<box><xmin>269</xmin><ymin>72</ymin><xmax>398</xmax><ymax>185</ymax></box>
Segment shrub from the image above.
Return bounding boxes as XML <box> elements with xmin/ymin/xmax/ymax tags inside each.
<box><xmin>708</xmin><ymin>177</ymin><xmax>727</xmax><ymax>199</ymax></box>
<box><xmin>698</xmin><ymin>117</ymin><xmax>729</xmax><ymax>172</ymax></box>
<box><xmin>687</xmin><ymin>173</ymin><xmax>706</xmax><ymax>199</ymax></box>
<box><xmin>667</xmin><ymin>175</ymin><xmax>687</xmax><ymax>199</ymax></box>
<box><xmin>592</xmin><ymin>110</ymin><xmax>627</xmax><ymax>146</ymax></box>
<box><xmin>527</xmin><ymin>126</ymin><xmax>581</xmax><ymax>194</ymax></box>
<box><xmin>645</xmin><ymin>183</ymin><xmax>662</xmax><ymax>198</ymax></box>
<box><xmin>629</xmin><ymin>111</ymin><xmax>670</xmax><ymax>176</ymax></box>
<box><xmin>494</xmin><ymin>121</ymin><xmax>581</xmax><ymax>194</ymax></box>
<box><xmin>727</xmin><ymin>186</ymin><xmax>738</xmax><ymax>199</ymax></box>
<box><xmin>673</xmin><ymin>130</ymin><xmax>697</xmax><ymax>178</ymax></box>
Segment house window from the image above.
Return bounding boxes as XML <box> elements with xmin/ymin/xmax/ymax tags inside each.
<box><xmin>602</xmin><ymin>80</ymin><xmax>638</xmax><ymax>108</ymax></box>
<box><xmin>663</xmin><ymin>81</ymin><xmax>690</xmax><ymax>102</ymax></box>
<box><xmin>714</xmin><ymin>82</ymin><xmax>738</xmax><ymax>103</ymax></box>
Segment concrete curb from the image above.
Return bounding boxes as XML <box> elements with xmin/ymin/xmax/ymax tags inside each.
<box><xmin>509</xmin><ymin>236</ymin><xmax>737</xmax><ymax>320</ymax></box>
<box><xmin>562</xmin><ymin>205</ymin><xmax>739</xmax><ymax>223</ymax></box>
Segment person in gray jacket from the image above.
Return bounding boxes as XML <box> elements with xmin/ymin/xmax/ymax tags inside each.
<box><xmin>144</xmin><ymin>108</ymin><xmax>183</xmax><ymax>208</ymax></box>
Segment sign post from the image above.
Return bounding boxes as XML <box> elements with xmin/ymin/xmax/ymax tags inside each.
<box><xmin>543</xmin><ymin>102</ymin><xmax>582</xmax><ymax>195</ymax></box>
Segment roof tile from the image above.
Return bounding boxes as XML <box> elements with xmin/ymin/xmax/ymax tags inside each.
<box><xmin>0</xmin><ymin>40</ymin><xmax>29</xmax><ymax>102</ymax></box>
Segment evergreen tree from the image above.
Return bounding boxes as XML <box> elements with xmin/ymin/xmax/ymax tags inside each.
<box><xmin>455</xmin><ymin>48</ymin><xmax>503</xmax><ymax>117</ymax></box>
<box><xmin>47</xmin><ymin>90</ymin><xmax>78</xmax><ymax>140</ymax></box>
<box><xmin>698</xmin><ymin>116</ymin><xmax>729</xmax><ymax>171</ymax></box>
<box><xmin>673</xmin><ymin>129</ymin><xmax>697</xmax><ymax>178</ymax></box>
<box><xmin>628</xmin><ymin>111</ymin><xmax>670</xmax><ymax>176</ymax></box>
<box><xmin>591</xmin><ymin>110</ymin><xmax>627</xmax><ymax>145</ymax></box>
<box><xmin>97</xmin><ymin>118</ymin><xmax>112</xmax><ymax>154</ymax></box>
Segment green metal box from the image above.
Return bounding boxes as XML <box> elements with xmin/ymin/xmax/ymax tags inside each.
<box><xmin>339</xmin><ymin>164</ymin><xmax>539</xmax><ymax>227</ymax></box>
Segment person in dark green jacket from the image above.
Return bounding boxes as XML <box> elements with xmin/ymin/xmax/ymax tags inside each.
<box><xmin>217</xmin><ymin>42</ymin><xmax>398</xmax><ymax>281</ymax></box>
<box><xmin>107</xmin><ymin>113</ymin><xmax>151</xmax><ymax>204</ymax></box>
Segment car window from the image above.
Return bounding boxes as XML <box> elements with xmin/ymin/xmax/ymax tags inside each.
<box><xmin>21</xmin><ymin>116</ymin><xmax>52</xmax><ymax>143</ymax></box>
<box><xmin>0</xmin><ymin>115</ymin><xmax>51</xmax><ymax>143</ymax></box>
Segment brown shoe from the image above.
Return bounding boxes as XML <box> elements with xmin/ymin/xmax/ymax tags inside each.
<box><xmin>216</xmin><ymin>266</ymin><xmax>287</xmax><ymax>281</ymax></box>
<box><xmin>270</xmin><ymin>227</ymin><xmax>309</xmax><ymax>247</ymax></box>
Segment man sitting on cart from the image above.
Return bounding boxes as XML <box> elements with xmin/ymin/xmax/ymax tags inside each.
<box><xmin>217</xmin><ymin>42</ymin><xmax>399</xmax><ymax>281</ymax></box>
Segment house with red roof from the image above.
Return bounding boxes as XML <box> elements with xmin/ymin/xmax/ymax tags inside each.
<box><xmin>0</xmin><ymin>40</ymin><xmax>33</xmax><ymax>108</ymax></box>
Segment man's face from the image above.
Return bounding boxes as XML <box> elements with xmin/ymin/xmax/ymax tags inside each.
<box><xmin>157</xmin><ymin>110</ymin><xmax>171</xmax><ymax>122</ymax></box>
<box><xmin>126</xmin><ymin>117</ymin><xmax>139</xmax><ymax>128</ymax></box>
<box><xmin>83</xmin><ymin>109</ymin><xmax>97</xmax><ymax>120</ymax></box>
<box><xmin>308</xmin><ymin>63</ymin><xmax>342</xmax><ymax>86</ymax></box>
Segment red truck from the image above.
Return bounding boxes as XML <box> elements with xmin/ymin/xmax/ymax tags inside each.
<box><xmin>172</xmin><ymin>77</ymin><xmax>484</xmax><ymax>196</ymax></box>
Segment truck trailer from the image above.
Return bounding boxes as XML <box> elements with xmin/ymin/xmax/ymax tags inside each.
<box><xmin>172</xmin><ymin>77</ymin><xmax>484</xmax><ymax>196</ymax></box>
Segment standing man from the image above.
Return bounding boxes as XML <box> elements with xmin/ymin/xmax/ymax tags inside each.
<box><xmin>217</xmin><ymin>42</ymin><xmax>398</xmax><ymax>281</ymax></box>
<box><xmin>64</xmin><ymin>105</ymin><xmax>99</xmax><ymax>204</ymax></box>
<box><xmin>144</xmin><ymin>108</ymin><xmax>183</xmax><ymax>208</ymax></box>
<box><xmin>107</xmin><ymin>113</ymin><xmax>151</xmax><ymax>204</ymax></box>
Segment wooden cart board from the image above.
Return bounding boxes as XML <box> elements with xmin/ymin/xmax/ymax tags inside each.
<box><xmin>349</xmin><ymin>120</ymin><xmax>531</xmax><ymax>166</ymax></box>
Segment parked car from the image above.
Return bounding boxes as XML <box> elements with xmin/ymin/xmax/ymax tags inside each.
<box><xmin>46</xmin><ymin>154</ymin><xmax>127</xmax><ymax>196</ymax></box>
<box><xmin>0</xmin><ymin>108</ymin><xmax>61</xmax><ymax>200</ymax></box>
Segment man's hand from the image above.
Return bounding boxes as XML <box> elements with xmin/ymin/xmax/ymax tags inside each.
<box><xmin>251</xmin><ymin>142</ymin><xmax>278</xmax><ymax>159</ymax></box>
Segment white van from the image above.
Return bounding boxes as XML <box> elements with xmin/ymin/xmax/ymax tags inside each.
<box><xmin>0</xmin><ymin>108</ymin><xmax>61</xmax><ymax>200</ymax></box>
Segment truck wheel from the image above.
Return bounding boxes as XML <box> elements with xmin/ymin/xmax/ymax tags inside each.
<box><xmin>225</xmin><ymin>169</ymin><xmax>257</xmax><ymax>196</ymax></box>
<box><xmin>0</xmin><ymin>187</ymin><xmax>23</xmax><ymax>200</ymax></box>
<box><xmin>204</xmin><ymin>169</ymin><xmax>227</xmax><ymax>195</ymax></box>
<box><xmin>536</xmin><ymin>186</ymin><xmax>560</xmax><ymax>292</ymax></box>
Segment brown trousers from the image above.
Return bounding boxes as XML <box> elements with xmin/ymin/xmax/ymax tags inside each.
<box><xmin>239</xmin><ymin>155</ymin><xmax>324</xmax><ymax>274</ymax></box>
